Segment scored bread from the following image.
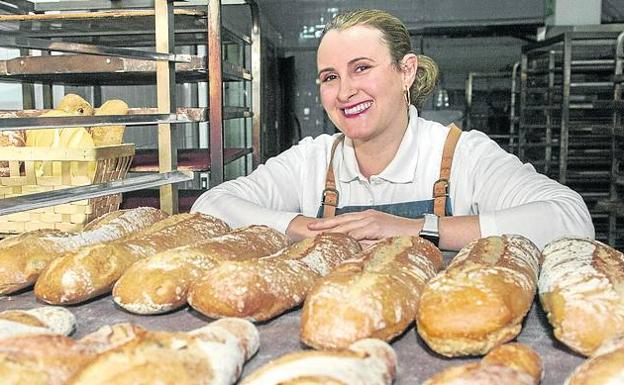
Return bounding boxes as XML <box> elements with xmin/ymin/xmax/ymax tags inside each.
<box><xmin>539</xmin><ymin>237</ymin><xmax>624</xmax><ymax>356</ymax></box>
<box><xmin>300</xmin><ymin>236</ymin><xmax>443</xmax><ymax>350</ymax></box>
<box><xmin>187</xmin><ymin>232</ymin><xmax>361</xmax><ymax>322</ymax></box>
<box><xmin>0</xmin><ymin>207</ymin><xmax>167</xmax><ymax>295</ymax></box>
<box><xmin>423</xmin><ymin>343</ymin><xmax>543</xmax><ymax>385</ymax></box>
<box><xmin>112</xmin><ymin>225</ymin><xmax>288</xmax><ymax>314</ymax></box>
<box><xmin>0</xmin><ymin>306</ymin><xmax>76</xmax><ymax>339</ymax></box>
<box><xmin>564</xmin><ymin>334</ymin><xmax>624</xmax><ymax>385</ymax></box>
<box><xmin>240</xmin><ymin>338</ymin><xmax>397</xmax><ymax>385</ymax></box>
<box><xmin>67</xmin><ymin>318</ymin><xmax>259</xmax><ymax>385</ymax></box>
<box><xmin>417</xmin><ymin>235</ymin><xmax>542</xmax><ymax>357</ymax></box>
<box><xmin>34</xmin><ymin>213</ymin><xmax>230</xmax><ymax>305</ymax></box>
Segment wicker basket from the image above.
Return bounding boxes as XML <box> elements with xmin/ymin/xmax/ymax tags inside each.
<box><xmin>0</xmin><ymin>144</ymin><xmax>135</xmax><ymax>234</ymax></box>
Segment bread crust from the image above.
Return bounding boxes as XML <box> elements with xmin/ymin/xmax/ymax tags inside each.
<box><xmin>300</xmin><ymin>236</ymin><xmax>443</xmax><ymax>350</ymax></box>
<box><xmin>539</xmin><ymin>238</ymin><xmax>624</xmax><ymax>356</ymax></box>
<box><xmin>417</xmin><ymin>235</ymin><xmax>541</xmax><ymax>357</ymax></box>
<box><xmin>34</xmin><ymin>213</ymin><xmax>230</xmax><ymax>304</ymax></box>
<box><xmin>0</xmin><ymin>207</ymin><xmax>167</xmax><ymax>295</ymax></box>
<box><xmin>0</xmin><ymin>306</ymin><xmax>76</xmax><ymax>339</ymax></box>
<box><xmin>564</xmin><ymin>335</ymin><xmax>624</xmax><ymax>385</ymax></box>
<box><xmin>187</xmin><ymin>233</ymin><xmax>361</xmax><ymax>322</ymax></box>
<box><xmin>422</xmin><ymin>343</ymin><xmax>543</xmax><ymax>385</ymax></box>
<box><xmin>240</xmin><ymin>338</ymin><xmax>397</xmax><ymax>385</ymax></box>
<box><xmin>112</xmin><ymin>225</ymin><xmax>288</xmax><ymax>314</ymax></box>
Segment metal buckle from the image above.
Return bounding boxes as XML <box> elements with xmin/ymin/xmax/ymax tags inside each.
<box><xmin>433</xmin><ymin>178</ymin><xmax>449</xmax><ymax>198</ymax></box>
<box><xmin>322</xmin><ymin>187</ymin><xmax>339</xmax><ymax>207</ymax></box>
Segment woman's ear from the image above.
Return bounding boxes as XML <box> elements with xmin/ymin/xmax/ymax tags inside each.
<box><xmin>401</xmin><ymin>53</ymin><xmax>418</xmax><ymax>88</ymax></box>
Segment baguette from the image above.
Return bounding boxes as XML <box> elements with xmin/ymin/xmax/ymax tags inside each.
<box><xmin>187</xmin><ymin>232</ymin><xmax>361</xmax><ymax>322</ymax></box>
<box><xmin>0</xmin><ymin>207</ymin><xmax>167</xmax><ymax>295</ymax></box>
<box><xmin>240</xmin><ymin>338</ymin><xmax>397</xmax><ymax>385</ymax></box>
<box><xmin>0</xmin><ymin>306</ymin><xmax>75</xmax><ymax>339</ymax></box>
<box><xmin>78</xmin><ymin>323</ymin><xmax>147</xmax><ymax>354</ymax></box>
<box><xmin>34</xmin><ymin>213</ymin><xmax>230</xmax><ymax>304</ymax></box>
<box><xmin>417</xmin><ymin>235</ymin><xmax>541</xmax><ymax>357</ymax></box>
<box><xmin>90</xmin><ymin>100</ymin><xmax>129</xmax><ymax>146</ymax></box>
<box><xmin>112</xmin><ymin>225</ymin><xmax>288</xmax><ymax>314</ymax></box>
<box><xmin>539</xmin><ymin>238</ymin><xmax>624</xmax><ymax>356</ymax></box>
<box><xmin>67</xmin><ymin>318</ymin><xmax>259</xmax><ymax>385</ymax></box>
<box><xmin>0</xmin><ymin>334</ymin><xmax>94</xmax><ymax>385</ymax></box>
<box><xmin>423</xmin><ymin>343</ymin><xmax>543</xmax><ymax>385</ymax></box>
<box><xmin>300</xmin><ymin>236</ymin><xmax>442</xmax><ymax>350</ymax></box>
<box><xmin>564</xmin><ymin>335</ymin><xmax>624</xmax><ymax>385</ymax></box>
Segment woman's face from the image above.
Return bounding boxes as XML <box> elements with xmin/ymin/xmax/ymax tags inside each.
<box><xmin>317</xmin><ymin>25</ymin><xmax>411</xmax><ymax>142</ymax></box>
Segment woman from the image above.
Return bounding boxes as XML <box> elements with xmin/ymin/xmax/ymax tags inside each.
<box><xmin>192</xmin><ymin>9</ymin><xmax>594</xmax><ymax>250</ymax></box>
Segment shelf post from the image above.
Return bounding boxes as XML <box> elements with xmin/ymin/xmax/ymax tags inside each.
<box><xmin>208</xmin><ymin>0</ymin><xmax>224</xmax><ymax>186</ymax></box>
<box><xmin>155</xmin><ymin>0</ymin><xmax>179</xmax><ymax>214</ymax></box>
<box><xmin>249</xmin><ymin>0</ymin><xmax>262</xmax><ymax>168</ymax></box>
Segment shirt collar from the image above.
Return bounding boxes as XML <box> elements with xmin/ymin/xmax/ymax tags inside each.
<box><xmin>338</xmin><ymin>105</ymin><xmax>420</xmax><ymax>183</ymax></box>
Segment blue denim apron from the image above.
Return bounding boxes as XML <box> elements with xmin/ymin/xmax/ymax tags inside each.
<box><xmin>318</xmin><ymin>124</ymin><xmax>461</xmax><ymax>220</ymax></box>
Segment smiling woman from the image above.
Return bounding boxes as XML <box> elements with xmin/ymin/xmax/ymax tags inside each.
<box><xmin>191</xmin><ymin>9</ymin><xmax>594</xmax><ymax>251</ymax></box>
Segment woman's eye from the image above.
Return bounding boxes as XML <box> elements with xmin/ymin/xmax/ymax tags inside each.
<box><xmin>322</xmin><ymin>74</ymin><xmax>337</xmax><ymax>82</ymax></box>
<box><xmin>355</xmin><ymin>65</ymin><xmax>370</xmax><ymax>72</ymax></box>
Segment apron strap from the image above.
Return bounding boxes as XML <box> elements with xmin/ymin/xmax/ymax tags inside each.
<box><xmin>433</xmin><ymin>123</ymin><xmax>462</xmax><ymax>217</ymax></box>
<box><xmin>322</xmin><ymin>134</ymin><xmax>345</xmax><ymax>218</ymax></box>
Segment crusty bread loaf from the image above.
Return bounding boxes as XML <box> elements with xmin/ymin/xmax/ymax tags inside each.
<box><xmin>112</xmin><ymin>225</ymin><xmax>288</xmax><ymax>314</ymax></box>
<box><xmin>539</xmin><ymin>238</ymin><xmax>624</xmax><ymax>356</ymax></box>
<box><xmin>90</xmin><ymin>100</ymin><xmax>129</xmax><ymax>146</ymax></box>
<box><xmin>300</xmin><ymin>236</ymin><xmax>442</xmax><ymax>350</ymax></box>
<box><xmin>0</xmin><ymin>207</ymin><xmax>167</xmax><ymax>295</ymax></box>
<box><xmin>78</xmin><ymin>323</ymin><xmax>147</xmax><ymax>354</ymax></box>
<box><xmin>0</xmin><ymin>334</ymin><xmax>94</xmax><ymax>385</ymax></box>
<box><xmin>187</xmin><ymin>232</ymin><xmax>361</xmax><ymax>322</ymax></box>
<box><xmin>423</xmin><ymin>343</ymin><xmax>543</xmax><ymax>385</ymax></box>
<box><xmin>417</xmin><ymin>235</ymin><xmax>541</xmax><ymax>357</ymax></box>
<box><xmin>240</xmin><ymin>338</ymin><xmax>397</xmax><ymax>385</ymax></box>
<box><xmin>67</xmin><ymin>318</ymin><xmax>259</xmax><ymax>385</ymax></box>
<box><xmin>564</xmin><ymin>334</ymin><xmax>624</xmax><ymax>385</ymax></box>
<box><xmin>0</xmin><ymin>306</ymin><xmax>75</xmax><ymax>339</ymax></box>
<box><xmin>34</xmin><ymin>213</ymin><xmax>230</xmax><ymax>305</ymax></box>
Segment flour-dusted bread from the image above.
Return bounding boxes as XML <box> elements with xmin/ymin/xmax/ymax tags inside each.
<box><xmin>187</xmin><ymin>232</ymin><xmax>361</xmax><ymax>322</ymax></box>
<box><xmin>300</xmin><ymin>236</ymin><xmax>442</xmax><ymax>350</ymax></box>
<box><xmin>0</xmin><ymin>306</ymin><xmax>75</xmax><ymax>339</ymax></box>
<box><xmin>539</xmin><ymin>238</ymin><xmax>624</xmax><ymax>356</ymax></box>
<box><xmin>564</xmin><ymin>335</ymin><xmax>624</xmax><ymax>385</ymax></box>
<box><xmin>78</xmin><ymin>323</ymin><xmax>147</xmax><ymax>354</ymax></box>
<box><xmin>417</xmin><ymin>235</ymin><xmax>542</xmax><ymax>357</ymax></box>
<box><xmin>113</xmin><ymin>225</ymin><xmax>288</xmax><ymax>314</ymax></box>
<box><xmin>34</xmin><ymin>213</ymin><xmax>230</xmax><ymax>305</ymax></box>
<box><xmin>0</xmin><ymin>334</ymin><xmax>94</xmax><ymax>385</ymax></box>
<box><xmin>240</xmin><ymin>338</ymin><xmax>397</xmax><ymax>385</ymax></box>
<box><xmin>423</xmin><ymin>343</ymin><xmax>543</xmax><ymax>385</ymax></box>
<box><xmin>67</xmin><ymin>318</ymin><xmax>259</xmax><ymax>385</ymax></box>
<box><xmin>0</xmin><ymin>207</ymin><xmax>167</xmax><ymax>295</ymax></box>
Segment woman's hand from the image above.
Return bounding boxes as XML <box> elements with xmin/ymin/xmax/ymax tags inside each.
<box><xmin>286</xmin><ymin>215</ymin><xmax>324</xmax><ymax>242</ymax></box>
<box><xmin>307</xmin><ymin>209</ymin><xmax>422</xmax><ymax>241</ymax></box>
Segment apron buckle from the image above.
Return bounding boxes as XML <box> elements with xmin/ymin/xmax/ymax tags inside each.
<box><xmin>433</xmin><ymin>179</ymin><xmax>449</xmax><ymax>198</ymax></box>
<box><xmin>322</xmin><ymin>187</ymin><xmax>339</xmax><ymax>207</ymax></box>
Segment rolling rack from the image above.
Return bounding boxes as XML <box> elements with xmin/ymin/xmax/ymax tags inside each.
<box><xmin>597</xmin><ymin>31</ymin><xmax>624</xmax><ymax>249</ymax></box>
<box><xmin>0</xmin><ymin>0</ymin><xmax>261</xmax><ymax>216</ymax></box>
<box><xmin>519</xmin><ymin>29</ymin><xmax>623</xmax><ymax>246</ymax></box>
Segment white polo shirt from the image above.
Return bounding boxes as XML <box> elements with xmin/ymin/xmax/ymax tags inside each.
<box><xmin>191</xmin><ymin>106</ymin><xmax>594</xmax><ymax>249</ymax></box>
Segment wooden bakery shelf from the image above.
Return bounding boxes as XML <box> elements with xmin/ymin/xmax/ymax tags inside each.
<box><xmin>0</xmin><ymin>253</ymin><xmax>586</xmax><ymax>385</ymax></box>
<box><xmin>0</xmin><ymin>55</ymin><xmax>251</xmax><ymax>85</ymax></box>
<box><xmin>130</xmin><ymin>147</ymin><xmax>253</xmax><ymax>172</ymax></box>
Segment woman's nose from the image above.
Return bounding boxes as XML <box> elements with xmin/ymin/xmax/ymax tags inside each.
<box><xmin>337</xmin><ymin>78</ymin><xmax>357</xmax><ymax>102</ymax></box>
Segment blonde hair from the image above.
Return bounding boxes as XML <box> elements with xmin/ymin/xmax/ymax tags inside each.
<box><xmin>321</xmin><ymin>9</ymin><xmax>439</xmax><ymax>109</ymax></box>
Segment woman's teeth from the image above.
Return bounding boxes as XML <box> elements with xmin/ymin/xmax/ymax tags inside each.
<box><xmin>344</xmin><ymin>101</ymin><xmax>372</xmax><ymax>116</ymax></box>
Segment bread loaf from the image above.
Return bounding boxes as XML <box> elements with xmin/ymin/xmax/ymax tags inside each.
<box><xmin>564</xmin><ymin>335</ymin><xmax>624</xmax><ymax>385</ymax></box>
<box><xmin>417</xmin><ymin>235</ymin><xmax>541</xmax><ymax>357</ymax></box>
<box><xmin>34</xmin><ymin>213</ymin><xmax>230</xmax><ymax>305</ymax></box>
<box><xmin>0</xmin><ymin>130</ymin><xmax>25</xmax><ymax>177</ymax></box>
<box><xmin>67</xmin><ymin>318</ymin><xmax>259</xmax><ymax>385</ymax></box>
<box><xmin>78</xmin><ymin>323</ymin><xmax>146</xmax><ymax>354</ymax></box>
<box><xmin>187</xmin><ymin>232</ymin><xmax>361</xmax><ymax>322</ymax></box>
<box><xmin>0</xmin><ymin>207</ymin><xmax>167</xmax><ymax>295</ymax></box>
<box><xmin>539</xmin><ymin>238</ymin><xmax>624</xmax><ymax>356</ymax></box>
<box><xmin>0</xmin><ymin>334</ymin><xmax>94</xmax><ymax>385</ymax></box>
<box><xmin>0</xmin><ymin>306</ymin><xmax>75</xmax><ymax>339</ymax></box>
<box><xmin>300</xmin><ymin>236</ymin><xmax>442</xmax><ymax>350</ymax></box>
<box><xmin>112</xmin><ymin>225</ymin><xmax>288</xmax><ymax>314</ymax></box>
<box><xmin>423</xmin><ymin>343</ymin><xmax>543</xmax><ymax>385</ymax></box>
<box><xmin>240</xmin><ymin>338</ymin><xmax>397</xmax><ymax>385</ymax></box>
<box><xmin>90</xmin><ymin>100</ymin><xmax>129</xmax><ymax>146</ymax></box>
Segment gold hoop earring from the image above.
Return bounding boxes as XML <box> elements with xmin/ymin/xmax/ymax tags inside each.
<box><xmin>404</xmin><ymin>88</ymin><xmax>411</xmax><ymax>108</ymax></box>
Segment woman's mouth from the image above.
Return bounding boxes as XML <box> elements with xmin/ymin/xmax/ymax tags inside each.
<box><xmin>342</xmin><ymin>101</ymin><xmax>372</xmax><ymax>117</ymax></box>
